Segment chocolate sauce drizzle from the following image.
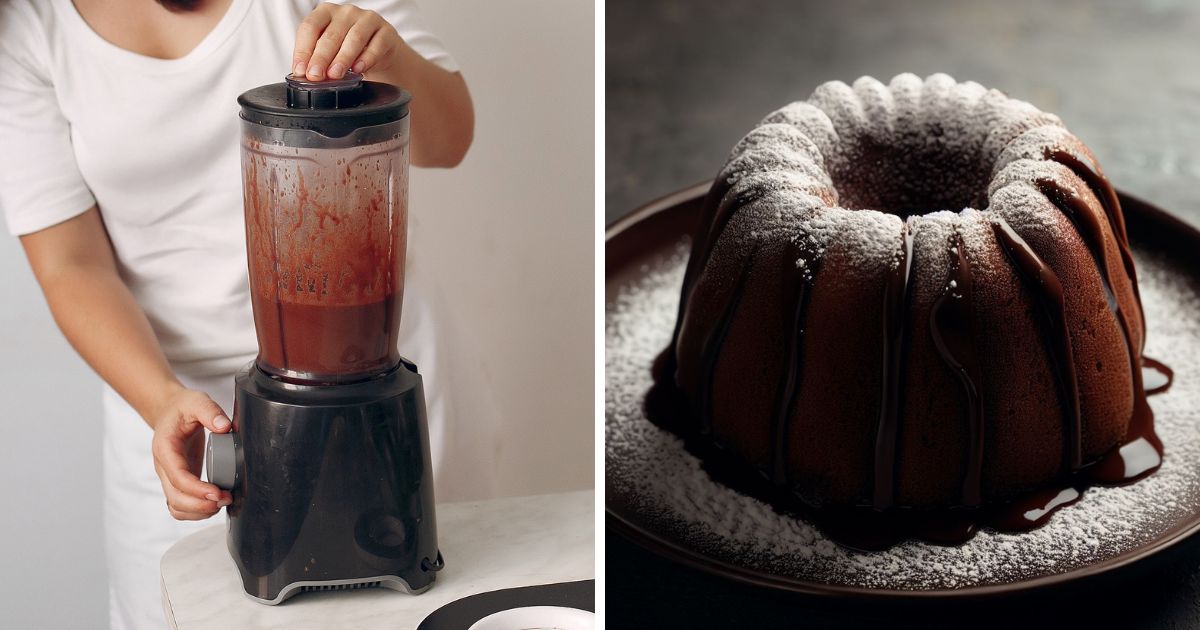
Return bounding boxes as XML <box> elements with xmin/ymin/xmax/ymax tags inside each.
<box><xmin>1031</xmin><ymin>177</ymin><xmax>1162</xmax><ymax>484</ymax></box>
<box><xmin>694</xmin><ymin>253</ymin><xmax>756</xmax><ymax>436</ymax></box>
<box><xmin>928</xmin><ymin>233</ymin><xmax>986</xmax><ymax>508</ymax></box>
<box><xmin>1034</xmin><ymin>179</ymin><xmax>1119</xmax><ymax>311</ymax></box>
<box><xmin>1044</xmin><ymin>147</ymin><xmax>1145</xmax><ymax>337</ymax></box>
<box><xmin>651</xmin><ymin>180</ymin><xmax>744</xmax><ymax>439</ymax></box>
<box><xmin>769</xmin><ymin>240</ymin><xmax>821</xmax><ymax>486</ymax></box>
<box><xmin>672</xmin><ymin>182</ymin><xmax>740</xmax><ymax>346</ymax></box>
<box><xmin>1143</xmin><ymin>357</ymin><xmax>1173</xmax><ymax>395</ymax></box>
<box><xmin>990</xmin><ymin>218</ymin><xmax>1083</xmax><ymax>473</ymax></box>
<box><xmin>872</xmin><ymin>219</ymin><xmax>916</xmax><ymax>510</ymax></box>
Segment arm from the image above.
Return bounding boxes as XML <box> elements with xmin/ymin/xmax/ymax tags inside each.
<box><xmin>369</xmin><ymin>50</ymin><xmax>473</xmax><ymax>168</ymax></box>
<box><xmin>21</xmin><ymin>208</ymin><xmax>232</xmax><ymax>520</ymax></box>
<box><xmin>291</xmin><ymin>2</ymin><xmax>474</xmax><ymax>168</ymax></box>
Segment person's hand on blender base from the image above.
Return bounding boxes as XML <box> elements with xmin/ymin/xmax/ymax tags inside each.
<box><xmin>291</xmin><ymin>2</ymin><xmax>474</xmax><ymax>167</ymax></box>
<box><xmin>150</xmin><ymin>387</ymin><xmax>234</xmax><ymax>520</ymax></box>
<box><xmin>20</xmin><ymin>207</ymin><xmax>233</xmax><ymax>521</ymax></box>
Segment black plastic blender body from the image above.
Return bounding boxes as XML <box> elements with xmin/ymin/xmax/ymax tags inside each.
<box><xmin>206</xmin><ymin>73</ymin><xmax>442</xmax><ymax>604</ymax></box>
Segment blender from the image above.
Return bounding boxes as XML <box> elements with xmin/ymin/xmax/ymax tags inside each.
<box><xmin>205</xmin><ymin>72</ymin><xmax>443</xmax><ymax>605</ymax></box>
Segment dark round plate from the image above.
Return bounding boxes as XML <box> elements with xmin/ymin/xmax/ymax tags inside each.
<box><xmin>605</xmin><ymin>182</ymin><xmax>1200</xmax><ymax>600</ymax></box>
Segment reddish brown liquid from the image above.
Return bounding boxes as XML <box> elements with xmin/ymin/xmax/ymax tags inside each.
<box><xmin>242</xmin><ymin>137</ymin><xmax>408</xmax><ymax>384</ymax></box>
<box><xmin>252</xmin><ymin>293</ymin><xmax>402</xmax><ymax>383</ymax></box>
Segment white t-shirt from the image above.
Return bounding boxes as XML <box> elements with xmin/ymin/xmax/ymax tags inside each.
<box><xmin>0</xmin><ymin>0</ymin><xmax>457</xmax><ymax>378</ymax></box>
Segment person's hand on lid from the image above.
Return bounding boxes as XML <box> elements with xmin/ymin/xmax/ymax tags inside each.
<box><xmin>290</xmin><ymin>2</ymin><xmax>475</xmax><ymax>167</ymax></box>
<box><xmin>293</xmin><ymin>3</ymin><xmax>405</xmax><ymax>81</ymax></box>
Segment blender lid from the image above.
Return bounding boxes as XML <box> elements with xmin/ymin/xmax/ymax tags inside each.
<box><xmin>238</xmin><ymin>72</ymin><xmax>412</xmax><ymax>138</ymax></box>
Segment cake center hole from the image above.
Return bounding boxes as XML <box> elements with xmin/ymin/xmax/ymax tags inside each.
<box><xmin>827</xmin><ymin>131</ymin><xmax>992</xmax><ymax>218</ymax></box>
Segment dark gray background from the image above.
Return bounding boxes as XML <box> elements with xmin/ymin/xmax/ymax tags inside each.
<box><xmin>606</xmin><ymin>0</ymin><xmax>1200</xmax><ymax>229</ymax></box>
<box><xmin>607</xmin><ymin>0</ymin><xmax>1200</xmax><ymax>627</ymax></box>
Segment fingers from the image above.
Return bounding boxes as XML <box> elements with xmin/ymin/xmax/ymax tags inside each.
<box><xmin>329</xmin><ymin>14</ymin><xmax>385</xmax><ymax>79</ymax></box>
<box><xmin>164</xmin><ymin>481</ymin><xmax>219</xmax><ymax>515</ymax></box>
<box><xmin>304</xmin><ymin>5</ymin><xmax>361</xmax><ymax>81</ymax></box>
<box><xmin>292</xmin><ymin>3</ymin><xmax>334</xmax><ymax>77</ymax></box>
<box><xmin>167</xmin><ymin>390</ymin><xmax>230</xmax><ymax>436</ymax></box>
<box><xmin>154</xmin><ymin>434</ymin><xmax>222</xmax><ymax>501</ymax></box>
<box><xmin>352</xmin><ymin>23</ymin><xmax>395</xmax><ymax>75</ymax></box>
<box><xmin>193</xmin><ymin>395</ymin><xmax>232</xmax><ymax>433</ymax></box>
<box><xmin>294</xmin><ymin>4</ymin><xmax>394</xmax><ymax>80</ymax></box>
<box><xmin>157</xmin><ymin>463</ymin><xmax>227</xmax><ymax>521</ymax></box>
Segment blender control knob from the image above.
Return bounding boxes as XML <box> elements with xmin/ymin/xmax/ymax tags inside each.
<box><xmin>206</xmin><ymin>432</ymin><xmax>239</xmax><ymax>491</ymax></box>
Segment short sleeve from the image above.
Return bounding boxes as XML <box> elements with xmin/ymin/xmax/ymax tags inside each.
<box><xmin>326</xmin><ymin>0</ymin><xmax>460</xmax><ymax>72</ymax></box>
<box><xmin>0</xmin><ymin>2</ymin><xmax>95</xmax><ymax>236</ymax></box>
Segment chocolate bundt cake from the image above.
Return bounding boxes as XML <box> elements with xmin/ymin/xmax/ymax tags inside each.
<box><xmin>652</xmin><ymin>73</ymin><xmax>1159</xmax><ymax>540</ymax></box>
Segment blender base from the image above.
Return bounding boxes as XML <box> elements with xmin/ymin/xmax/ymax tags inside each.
<box><xmin>211</xmin><ymin>359</ymin><xmax>443</xmax><ymax>604</ymax></box>
<box><xmin>241</xmin><ymin>568</ymin><xmax>437</xmax><ymax>606</ymax></box>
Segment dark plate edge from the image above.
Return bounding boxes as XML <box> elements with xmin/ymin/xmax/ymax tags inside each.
<box><xmin>604</xmin><ymin>181</ymin><xmax>1200</xmax><ymax>601</ymax></box>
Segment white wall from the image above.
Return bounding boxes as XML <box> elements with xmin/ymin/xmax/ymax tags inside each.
<box><xmin>0</xmin><ymin>223</ymin><xmax>106</xmax><ymax>628</ymax></box>
<box><xmin>0</xmin><ymin>1</ymin><xmax>593</xmax><ymax>626</ymax></box>
<box><xmin>413</xmin><ymin>0</ymin><xmax>595</xmax><ymax>501</ymax></box>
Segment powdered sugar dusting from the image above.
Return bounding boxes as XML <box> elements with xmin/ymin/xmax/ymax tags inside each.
<box><xmin>735</xmin><ymin>74</ymin><xmax>1072</xmax><ymax>220</ymax></box>
<box><xmin>707</xmin><ymin>74</ymin><xmax>1089</xmax><ymax>284</ymax></box>
<box><xmin>606</xmin><ymin>242</ymin><xmax>1200</xmax><ymax>590</ymax></box>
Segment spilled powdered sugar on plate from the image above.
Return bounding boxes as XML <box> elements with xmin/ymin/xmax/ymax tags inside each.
<box><xmin>605</xmin><ymin>238</ymin><xmax>1200</xmax><ymax>590</ymax></box>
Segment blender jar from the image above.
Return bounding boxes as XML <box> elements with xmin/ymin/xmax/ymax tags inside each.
<box><xmin>238</xmin><ymin>73</ymin><xmax>412</xmax><ymax>384</ymax></box>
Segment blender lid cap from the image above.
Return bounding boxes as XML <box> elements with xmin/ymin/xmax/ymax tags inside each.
<box><xmin>238</xmin><ymin>72</ymin><xmax>412</xmax><ymax>138</ymax></box>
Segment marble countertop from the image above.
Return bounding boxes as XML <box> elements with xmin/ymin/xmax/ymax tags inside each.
<box><xmin>161</xmin><ymin>490</ymin><xmax>594</xmax><ymax>630</ymax></box>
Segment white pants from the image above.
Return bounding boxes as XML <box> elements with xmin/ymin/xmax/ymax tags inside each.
<box><xmin>102</xmin><ymin>372</ymin><xmax>233</xmax><ymax>630</ymax></box>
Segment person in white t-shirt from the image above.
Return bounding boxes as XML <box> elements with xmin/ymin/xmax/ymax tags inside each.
<box><xmin>0</xmin><ymin>1</ymin><xmax>473</xmax><ymax>628</ymax></box>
